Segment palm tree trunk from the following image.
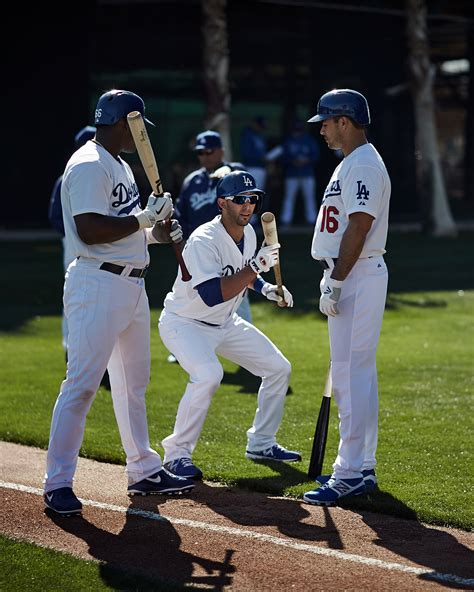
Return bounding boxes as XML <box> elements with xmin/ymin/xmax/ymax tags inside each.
<box><xmin>202</xmin><ymin>0</ymin><xmax>232</xmax><ymax>159</ymax></box>
<box><xmin>406</xmin><ymin>0</ymin><xmax>457</xmax><ymax>237</ymax></box>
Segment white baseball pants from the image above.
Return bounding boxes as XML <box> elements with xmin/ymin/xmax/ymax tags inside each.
<box><xmin>44</xmin><ymin>259</ymin><xmax>162</xmax><ymax>492</ymax></box>
<box><xmin>280</xmin><ymin>176</ymin><xmax>317</xmax><ymax>225</ymax></box>
<box><xmin>158</xmin><ymin>310</ymin><xmax>291</xmax><ymax>462</ymax></box>
<box><xmin>324</xmin><ymin>256</ymin><xmax>388</xmax><ymax>479</ymax></box>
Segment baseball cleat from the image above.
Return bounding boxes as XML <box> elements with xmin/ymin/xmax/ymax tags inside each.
<box><xmin>303</xmin><ymin>477</ymin><xmax>366</xmax><ymax>506</ymax></box>
<box><xmin>245</xmin><ymin>443</ymin><xmax>302</xmax><ymax>463</ymax></box>
<box><xmin>127</xmin><ymin>468</ymin><xmax>195</xmax><ymax>496</ymax></box>
<box><xmin>44</xmin><ymin>487</ymin><xmax>82</xmax><ymax>516</ymax></box>
<box><xmin>164</xmin><ymin>457</ymin><xmax>203</xmax><ymax>480</ymax></box>
<box><xmin>316</xmin><ymin>469</ymin><xmax>377</xmax><ymax>492</ymax></box>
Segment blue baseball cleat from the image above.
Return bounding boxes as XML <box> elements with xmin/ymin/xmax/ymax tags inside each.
<box><xmin>164</xmin><ymin>457</ymin><xmax>203</xmax><ymax>481</ymax></box>
<box><xmin>303</xmin><ymin>477</ymin><xmax>366</xmax><ymax>506</ymax></box>
<box><xmin>316</xmin><ymin>469</ymin><xmax>377</xmax><ymax>492</ymax></box>
<box><xmin>245</xmin><ymin>443</ymin><xmax>302</xmax><ymax>463</ymax></box>
<box><xmin>44</xmin><ymin>487</ymin><xmax>82</xmax><ymax>516</ymax></box>
<box><xmin>127</xmin><ymin>468</ymin><xmax>195</xmax><ymax>496</ymax></box>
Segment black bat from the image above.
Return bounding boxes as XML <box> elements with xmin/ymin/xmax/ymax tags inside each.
<box><xmin>308</xmin><ymin>364</ymin><xmax>332</xmax><ymax>480</ymax></box>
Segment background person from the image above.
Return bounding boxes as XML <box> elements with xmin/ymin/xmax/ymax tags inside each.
<box><xmin>158</xmin><ymin>170</ymin><xmax>300</xmax><ymax>481</ymax></box>
<box><xmin>48</xmin><ymin>125</ymin><xmax>96</xmax><ymax>353</ymax></box>
<box><xmin>279</xmin><ymin>119</ymin><xmax>320</xmax><ymax>227</ymax></box>
<box><xmin>43</xmin><ymin>89</ymin><xmax>195</xmax><ymax>516</ymax></box>
<box><xmin>302</xmin><ymin>88</ymin><xmax>390</xmax><ymax>506</ymax></box>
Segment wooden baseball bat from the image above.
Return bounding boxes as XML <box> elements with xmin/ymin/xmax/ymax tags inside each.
<box><xmin>260</xmin><ymin>211</ymin><xmax>286</xmax><ymax>304</ymax></box>
<box><xmin>127</xmin><ymin>111</ymin><xmax>191</xmax><ymax>282</ymax></box>
<box><xmin>307</xmin><ymin>363</ymin><xmax>332</xmax><ymax>479</ymax></box>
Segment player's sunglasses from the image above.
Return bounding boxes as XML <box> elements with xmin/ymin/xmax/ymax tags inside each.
<box><xmin>196</xmin><ymin>149</ymin><xmax>215</xmax><ymax>156</ymax></box>
<box><xmin>224</xmin><ymin>194</ymin><xmax>259</xmax><ymax>205</ymax></box>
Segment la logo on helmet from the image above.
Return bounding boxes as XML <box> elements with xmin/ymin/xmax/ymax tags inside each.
<box><xmin>243</xmin><ymin>176</ymin><xmax>253</xmax><ymax>186</ymax></box>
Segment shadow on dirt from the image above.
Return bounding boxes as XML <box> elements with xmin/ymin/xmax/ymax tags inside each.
<box><xmin>46</xmin><ymin>496</ymin><xmax>236</xmax><ymax>591</ymax></box>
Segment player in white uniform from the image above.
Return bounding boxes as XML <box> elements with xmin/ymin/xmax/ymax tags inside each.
<box><xmin>302</xmin><ymin>89</ymin><xmax>390</xmax><ymax>506</ymax></box>
<box><xmin>43</xmin><ymin>90</ymin><xmax>195</xmax><ymax>516</ymax></box>
<box><xmin>158</xmin><ymin>170</ymin><xmax>301</xmax><ymax>480</ymax></box>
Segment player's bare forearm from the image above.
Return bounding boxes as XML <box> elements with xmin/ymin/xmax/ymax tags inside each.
<box><xmin>220</xmin><ymin>267</ymin><xmax>257</xmax><ymax>301</ymax></box>
<box><xmin>331</xmin><ymin>212</ymin><xmax>374</xmax><ymax>281</ymax></box>
<box><xmin>74</xmin><ymin>213</ymin><xmax>140</xmax><ymax>245</ymax></box>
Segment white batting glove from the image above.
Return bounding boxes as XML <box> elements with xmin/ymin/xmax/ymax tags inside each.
<box><xmin>319</xmin><ymin>277</ymin><xmax>343</xmax><ymax>317</ymax></box>
<box><xmin>249</xmin><ymin>243</ymin><xmax>280</xmax><ymax>274</ymax></box>
<box><xmin>262</xmin><ymin>282</ymin><xmax>294</xmax><ymax>308</ymax></box>
<box><xmin>151</xmin><ymin>219</ymin><xmax>183</xmax><ymax>244</ymax></box>
<box><xmin>135</xmin><ymin>192</ymin><xmax>174</xmax><ymax>229</ymax></box>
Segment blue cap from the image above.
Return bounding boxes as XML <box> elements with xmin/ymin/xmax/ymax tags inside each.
<box><xmin>74</xmin><ymin>125</ymin><xmax>96</xmax><ymax>148</ymax></box>
<box><xmin>193</xmin><ymin>130</ymin><xmax>222</xmax><ymax>151</ymax></box>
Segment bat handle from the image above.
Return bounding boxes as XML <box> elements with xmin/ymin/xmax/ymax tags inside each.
<box><xmin>165</xmin><ymin>220</ymin><xmax>192</xmax><ymax>282</ymax></box>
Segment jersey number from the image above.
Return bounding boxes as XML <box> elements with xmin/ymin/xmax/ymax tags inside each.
<box><xmin>320</xmin><ymin>205</ymin><xmax>339</xmax><ymax>233</ymax></box>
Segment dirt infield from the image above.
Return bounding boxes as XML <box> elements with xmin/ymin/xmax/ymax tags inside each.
<box><xmin>1</xmin><ymin>442</ymin><xmax>473</xmax><ymax>590</ymax></box>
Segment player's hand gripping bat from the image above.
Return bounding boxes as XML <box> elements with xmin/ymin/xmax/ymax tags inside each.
<box><xmin>260</xmin><ymin>212</ymin><xmax>287</xmax><ymax>306</ymax></box>
<box><xmin>127</xmin><ymin>111</ymin><xmax>191</xmax><ymax>282</ymax></box>
<box><xmin>308</xmin><ymin>363</ymin><xmax>332</xmax><ymax>479</ymax></box>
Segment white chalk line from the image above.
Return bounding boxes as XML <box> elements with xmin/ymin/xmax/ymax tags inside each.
<box><xmin>1</xmin><ymin>481</ymin><xmax>473</xmax><ymax>587</ymax></box>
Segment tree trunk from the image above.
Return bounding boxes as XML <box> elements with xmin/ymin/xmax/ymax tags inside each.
<box><xmin>406</xmin><ymin>0</ymin><xmax>457</xmax><ymax>237</ymax></box>
<box><xmin>202</xmin><ymin>0</ymin><xmax>232</xmax><ymax>159</ymax></box>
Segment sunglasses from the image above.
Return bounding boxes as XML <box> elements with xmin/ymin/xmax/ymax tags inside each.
<box><xmin>224</xmin><ymin>194</ymin><xmax>259</xmax><ymax>205</ymax></box>
<box><xmin>196</xmin><ymin>149</ymin><xmax>215</xmax><ymax>156</ymax></box>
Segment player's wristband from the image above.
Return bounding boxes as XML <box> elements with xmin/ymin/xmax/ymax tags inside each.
<box><xmin>253</xmin><ymin>277</ymin><xmax>266</xmax><ymax>294</ymax></box>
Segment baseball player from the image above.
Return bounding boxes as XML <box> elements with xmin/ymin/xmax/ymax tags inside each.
<box><xmin>173</xmin><ymin>130</ymin><xmax>253</xmax><ymax>327</ymax></box>
<box><xmin>43</xmin><ymin>89</ymin><xmax>195</xmax><ymax>516</ymax></box>
<box><xmin>158</xmin><ymin>170</ymin><xmax>301</xmax><ymax>481</ymax></box>
<box><xmin>303</xmin><ymin>89</ymin><xmax>390</xmax><ymax>506</ymax></box>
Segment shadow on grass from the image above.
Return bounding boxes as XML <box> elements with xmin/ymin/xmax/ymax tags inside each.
<box><xmin>222</xmin><ymin>365</ymin><xmax>293</xmax><ymax>396</ymax></box>
<box><xmin>386</xmin><ymin>294</ymin><xmax>448</xmax><ymax>310</ymax></box>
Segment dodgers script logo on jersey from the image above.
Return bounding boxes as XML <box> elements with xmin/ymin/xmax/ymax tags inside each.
<box><xmin>222</xmin><ymin>259</ymin><xmax>252</xmax><ymax>277</ymax></box>
<box><xmin>190</xmin><ymin>189</ymin><xmax>217</xmax><ymax>211</ymax></box>
<box><xmin>322</xmin><ymin>180</ymin><xmax>341</xmax><ymax>205</ymax></box>
<box><xmin>111</xmin><ymin>182</ymin><xmax>141</xmax><ymax>215</ymax></box>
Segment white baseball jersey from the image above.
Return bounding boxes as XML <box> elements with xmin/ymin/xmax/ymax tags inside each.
<box><xmin>311</xmin><ymin>143</ymin><xmax>390</xmax><ymax>259</ymax></box>
<box><xmin>163</xmin><ymin>216</ymin><xmax>257</xmax><ymax>325</ymax></box>
<box><xmin>61</xmin><ymin>140</ymin><xmax>149</xmax><ymax>268</ymax></box>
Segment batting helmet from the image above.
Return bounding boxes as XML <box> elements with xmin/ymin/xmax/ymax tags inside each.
<box><xmin>307</xmin><ymin>89</ymin><xmax>370</xmax><ymax>126</ymax></box>
<box><xmin>216</xmin><ymin>170</ymin><xmax>265</xmax><ymax>213</ymax></box>
<box><xmin>94</xmin><ymin>90</ymin><xmax>155</xmax><ymax>126</ymax></box>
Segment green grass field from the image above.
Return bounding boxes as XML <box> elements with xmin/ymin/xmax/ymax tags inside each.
<box><xmin>0</xmin><ymin>231</ymin><xmax>473</xmax><ymax>530</ymax></box>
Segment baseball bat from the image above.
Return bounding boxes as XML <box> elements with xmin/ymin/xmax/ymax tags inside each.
<box><xmin>127</xmin><ymin>111</ymin><xmax>191</xmax><ymax>282</ymax></box>
<box><xmin>260</xmin><ymin>211</ymin><xmax>286</xmax><ymax>305</ymax></box>
<box><xmin>307</xmin><ymin>363</ymin><xmax>332</xmax><ymax>479</ymax></box>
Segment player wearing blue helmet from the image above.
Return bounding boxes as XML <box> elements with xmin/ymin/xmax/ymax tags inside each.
<box><xmin>158</xmin><ymin>170</ymin><xmax>300</xmax><ymax>481</ymax></box>
<box><xmin>303</xmin><ymin>89</ymin><xmax>390</xmax><ymax>507</ymax></box>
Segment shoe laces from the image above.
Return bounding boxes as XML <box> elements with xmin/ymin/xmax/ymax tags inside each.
<box><xmin>177</xmin><ymin>457</ymin><xmax>194</xmax><ymax>468</ymax></box>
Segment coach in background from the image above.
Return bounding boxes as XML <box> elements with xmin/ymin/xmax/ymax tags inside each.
<box><xmin>303</xmin><ymin>89</ymin><xmax>390</xmax><ymax>506</ymax></box>
<box><xmin>43</xmin><ymin>89</ymin><xmax>195</xmax><ymax>516</ymax></box>
<box><xmin>158</xmin><ymin>170</ymin><xmax>300</xmax><ymax>481</ymax></box>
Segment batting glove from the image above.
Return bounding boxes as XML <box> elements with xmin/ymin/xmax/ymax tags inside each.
<box><xmin>262</xmin><ymin>282</ymin><xmax>294</xmax><ymax>308</ymax></box>
<box><xmin>151</xmin><ymin>219</ymin><xmax>183</xmax><ymax>244</ymax></box>
<box><xmin>319</xmin><ymin>277</ymin><xmax>343</xmax><ymax>317</ymax></box>
<box><xmin>249</xmin><ymin>243</ymin><xmax>280</xmax><ymax>274</ymax></box>
<box><xmin>135</xmin><ymin>192</ymin><xmax>174</xmax><ymax>229</ymax></box>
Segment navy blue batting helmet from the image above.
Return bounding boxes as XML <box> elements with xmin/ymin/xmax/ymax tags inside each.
<box><xmin>216</xmin><ymin>170</ymin><xmax>265</xmax><ymax>213</ymax></box>
<box><xmin>308</xmin><ymin>89</ymin><xmax>370</xmax><ymax>126</ymax></box>
<box><xmin>94</xmin><ymin>90</ymin><xmax>155</xmax><ymax>126</ymax></box>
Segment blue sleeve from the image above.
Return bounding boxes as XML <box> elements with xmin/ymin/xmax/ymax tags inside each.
<box><xmin>48</xmin><ymin>176</ymin><xmax>65</xmax><ymax>236</ymax></box>
<box><xmin>252</xmin><ymin>277</ymin><xmax>265</xmax><ymax>294</ymax></box>
<box><xmin>196</xmin><ymin>277</ymin><xmax>224</xmax><ymax>307</ymax></box>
